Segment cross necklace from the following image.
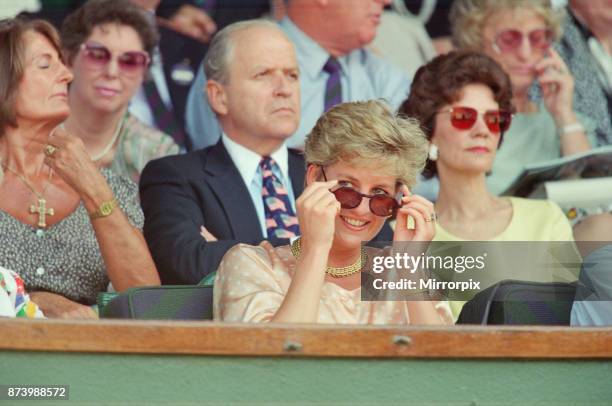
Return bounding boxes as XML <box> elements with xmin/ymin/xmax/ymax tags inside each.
<box><xmin>1</xmin><ymin>163</ymin><xmax>54</xmax><ymax>228</ymax></box>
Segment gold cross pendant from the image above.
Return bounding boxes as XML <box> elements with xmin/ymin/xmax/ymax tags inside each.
<box><xmin>30</xmin><ymin>198</ymin><xmax>54</xmax><ymax>228</ymax></box>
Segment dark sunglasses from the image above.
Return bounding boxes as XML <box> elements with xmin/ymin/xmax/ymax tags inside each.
<box><xmin>493</xmin><ymin>28</ymin><xmax>553</xmax><ymax>53</ymax></box>
<box><xmin>321</xmin><ymin>167</ymin><xmax>402</xmax><ymax>217</ymax></box>
<box><xmin>438</xmin><ymin>106</ymin><xmax>513</xmax><ymax>134</ymax></box>
<box><xmin>80</xmin><ymin>43</ymin><xmax>150</xmax><ymax>76</ymax></box>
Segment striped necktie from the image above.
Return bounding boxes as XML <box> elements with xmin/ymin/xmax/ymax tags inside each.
<box><xmin>323</xmin><ymin>56</ymin><xmax>342</xmax><ymax>112</ymax></box>
<box><xmin>143</xmin><ymin>79</ymin><xmax>186</xmax><ymax>148</ymax></box>
<box><xmin>260</xmin><ymin>157</ymin><xmax>300</xmax><ymax>239</ymax></box>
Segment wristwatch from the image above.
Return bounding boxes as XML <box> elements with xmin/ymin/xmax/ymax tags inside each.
<box><xmin>89</xmin><ymin>199</ymin><xmax>118</xmax><ymax>220</ymax></box>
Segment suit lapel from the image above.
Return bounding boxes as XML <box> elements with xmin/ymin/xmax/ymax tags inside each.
<box><xmin>203</xmin><ymin>142</ymin><xmax>263</xmax><ymax>240</ymax></box>
<box><xmin>288</xmin><ymin>149</ymin><xmax>306</xmax><ymax>197</ymax></box>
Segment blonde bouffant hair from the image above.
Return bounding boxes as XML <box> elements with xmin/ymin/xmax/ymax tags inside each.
<box><xmin>304</xmin><ymin>100</ymin><xmax>428</xmax><ymax>188</ymax></box>
<box><xmin>450</xmin><ymin>0</ymin><xmax>564</xmax><ymax>50</ymax></box>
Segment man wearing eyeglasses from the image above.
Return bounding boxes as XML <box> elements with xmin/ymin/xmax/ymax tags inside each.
<box><xmin>139</xmin><ymin>21</ymin><xmax>306</xmax><ymax>285</ymax></box>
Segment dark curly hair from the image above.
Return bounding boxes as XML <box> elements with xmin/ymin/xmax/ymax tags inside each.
<box><xmin>399</xmin><ymin>50</ymin><xmax>513</xmax><ymax>179</ymax></box>
<box><xmin>60</xmin><ymin>0</ymin><xmax>158</xmax><ymax>63</ymax></box>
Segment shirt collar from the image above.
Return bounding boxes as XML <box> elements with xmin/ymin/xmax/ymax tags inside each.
<box><xmin>279</xmin><ymin>17</ymin><xmax>348</xmax><ymax>80</ymax></box>
<box><xmin>221</xmin><ymin>134</ymin><xmax>290</xmax><ymax>185</ymax></box>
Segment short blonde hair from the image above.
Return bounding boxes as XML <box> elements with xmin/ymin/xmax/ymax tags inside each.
<box><xmin>304</xmin><ymin>100</ymin><xmax>428</xmax><ymax>188</ymax></box>
<box><xmin>450</xmin><ymin>0</ymin><xmax>564</xmax><ymax>50</ymax></box>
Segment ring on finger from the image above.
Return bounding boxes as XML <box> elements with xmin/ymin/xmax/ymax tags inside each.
<box><xmin>424</xmin><ymin>212</ymin><xmax>437</xmax><ymax>223</ymax></box>
<box><xmin>44</xmin><ymin>144</ymin><xmax>58</xmax><ymax>157</ymax></box>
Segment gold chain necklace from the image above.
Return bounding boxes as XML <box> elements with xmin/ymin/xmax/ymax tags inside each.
<box><xmin>1</xmin><ymin>163</ymin><xmax>54</xmax><ymax>228</ymax></box>
<box><xmin>290</xmin><ymin>238</ymin><xmax>367</xmax><ymax>278</ymax></box>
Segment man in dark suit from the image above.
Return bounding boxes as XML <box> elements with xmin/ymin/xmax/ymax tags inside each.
<box><xmin>140</xmin><ymin>20</ymin><xmax>303</xmax><ymax>284</ymax></box>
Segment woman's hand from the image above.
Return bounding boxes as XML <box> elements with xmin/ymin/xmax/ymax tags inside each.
<box><xmin>29</xmin><ymin>291</ymin><xmax>98</xmax><ymax>319</ymax></box>
<box><xmin>295</xmin><ymin>180</ymin><xmax>339</xmax><ymax>254</ymax></box>
<box><xmin>535</xmin><ymin>49</ymin><xmax>576</xmax><ymax>126</ymax></box>
<box><xmin>43</xmin><ymin>127</ymin><xmax>114</xmax><ymax>210</ymax></box>
<box><xmin>393</xmin><ymin>185</ymin><xmax>436</xmax><ymax>242</ymax></box>
<box><xmin>270</xmin><ymin>180</ymin><xmax>339</xmax><ymax>323</ymax></box>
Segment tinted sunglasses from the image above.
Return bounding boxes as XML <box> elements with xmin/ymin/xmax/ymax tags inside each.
<box><xmin>438</xmin><ymin>106</ymin><xmax>513</xmax><ymax>133</ymax></box>
<box><xmin>493</xmin><ymin>28</ymin><xmax>553</xmax><ymax>53</ymax></box>
<box><xmin>321</xmin><ymin>167</ymin><xmax>402</xmax><ymax>217</ymax></box>
<box><xmin>80</xmin><ymin>43</ymin><xmax>150</xmax><ymax>76</ymax></box>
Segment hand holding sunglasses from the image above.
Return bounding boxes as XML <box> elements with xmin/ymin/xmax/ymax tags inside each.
<box><xmin>392</xmin><ymin>186</ymin><xmax>437</xmax><ymax>242</ymax></box>
<box><xmin>295</xmin><ymin>178</ymin><xmax>341</xmax><ymax>253</ymax></box>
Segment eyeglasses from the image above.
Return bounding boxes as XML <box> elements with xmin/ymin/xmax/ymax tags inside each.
<box><xmin>493</xmin><ymin>28</ymin><xmax>553</xmax><ymax>53</ymax></box>
<box><xmin>80</xmin><ymin>43</ymin><xmax>150</xmax><ymax>76</ymax></box>
<box><xmin>321</xmin><ymin>167</ymin><xmax>401</xmax><ymax>217</ymax></box>
<box><xmin>438</xmin><ymin>106</ymin><xmax>513</xmax><ymax>133</ymax></box>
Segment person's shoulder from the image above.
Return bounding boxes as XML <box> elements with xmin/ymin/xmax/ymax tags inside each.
<box><xmin>227</xmin><ymin>241</ymin><xmax>289</xmax><ymax>260</ymax></box>
<box><xmin>225</xmin><ymin>243</ymin><xmax>266</xmax><ymax>258</ymax></box>
<box><xmin>510</xmin><ymin>197</ymin><xmax>567</xmax><ymax>227</ymax></box>
<box><xmin>225</xmin><ymin>242</ymin><xmax>293</xmax><ymax>270</ymax></box>
<box><xmin>288</xmin><ymin>148</ymin><xmax>305</xmax><ymax>162</ymax></box>
<box><xmin>356</xmin><ymin>47</ymin><xmax>410</xmax><ymax>103</ymax></box>
<box><xmin>100</xmin><ymin>167</ymin><xmax>139</xmax><ymax>200</ymax></box>
<box><xmin>359</xmin><ymin>47</ymin><xmax>408</xmax><ymax>78</ymax></box>
<box><xmin>124</xmin><ymin>113</ymin><xmax>176</xmax><ymax>143</ymax></box>
<box><xmin>511</xmin><ymin>197</ymin><xmax>562</xmax><ymax>215</ymax></box>
<box><xmin>219</xmin><ymin>242</ymin><xmax>283</xmax><ymax>279</ymax></box>
<box><xmin>143</xmin><ymin>146</ymin><xmax>214</xmax><ymax>174</ymax></box>
<box><xmin>101</xmin><ymin>167</ymin><xmax>135</xmax><ymax>188</ymax></box>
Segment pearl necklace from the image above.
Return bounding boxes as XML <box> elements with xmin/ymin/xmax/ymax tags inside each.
<box><xmin>290</xmin><ymin>238</ymin><xmax>367</xmax><ymax>278</ymax></box>
<box><xmin>61</xmin><ymin>114</ymin><xmax>124</xmax><ymax>162</ymax></box>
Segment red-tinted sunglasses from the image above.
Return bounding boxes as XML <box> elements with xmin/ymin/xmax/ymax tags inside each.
<box><xmin>493</xmin><ymin>28</ymin><xmax>553</xmax><ymax>53</ymax></box>
<box><xmin>438</xmin><ymin>106</ymin><xmax>513</xmax><ymax>133</ymax></box>
<box><xmin>80</xmin><ymin>43</ymin><xmax>150</xmax><ymax>76</ymax></box>
<box><xmin>321</xmin><ymin>167</ymin><xmax>402</xmax><ymax>217</ymax></box>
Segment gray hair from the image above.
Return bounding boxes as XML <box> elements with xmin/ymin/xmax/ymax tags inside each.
<box><xmin>450</xmin><ymin>0</ymin><xmax>564</xmax><ymax>50</ymax></box>
<box><xmin>204</xmin><ymin>19</ymin><xmax>285</xmax><ymax>84</ymax></box>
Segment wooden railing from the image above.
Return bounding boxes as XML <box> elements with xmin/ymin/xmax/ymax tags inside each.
<box><xmin>2</xmin><ymin>318</ymin><xmax>612</xmax><ymax>358</ymax></box>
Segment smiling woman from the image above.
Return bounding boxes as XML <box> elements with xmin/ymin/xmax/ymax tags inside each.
<box><xmin>213</xmin><ymin>100</ymin><xmax>452</xmax><ymax>325</ymax></box>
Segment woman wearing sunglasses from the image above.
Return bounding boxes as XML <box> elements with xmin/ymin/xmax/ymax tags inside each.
<box><xmin>213</xmin><ymin>100</ymin><xmax>453</xmax><ymax>324</ymax></box>
<box><xmin>450</xmin><ymin>0</ymin><xmax>595</xmax><ymax>195</ymax></box>
<box><xmin>401</xmin><ymin>50</ymin><xmax>579</xmax><ymax>320</ymax></box>
<box><xmin>0</xmin><ymin>18</ymin><xmax>160</xmax><ymax>318</ymax></box>
<box><xmin>59</xmin><ymin>0</ymin><xmax>179</xmax><ymax>183</ymax></box>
